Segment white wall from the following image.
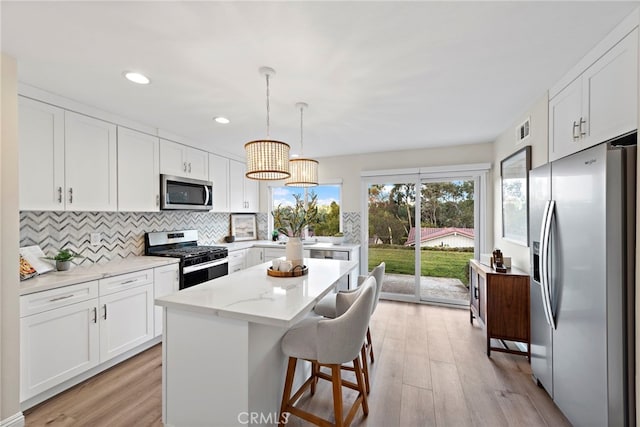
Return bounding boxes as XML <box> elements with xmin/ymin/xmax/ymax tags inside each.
<box><xmin>309</xmin><ymin>142</ymin><xmax>494</xmax><ymax>212</ymax></box>
<box><xmin>1</xmin><ymin>53</ymin><xmax>22</xmax><ymax>425</ymax></box>
<box><xmin>492</xmin><ymin>93</ymin><xmax>549</xmax><ymax>272</ymax></box>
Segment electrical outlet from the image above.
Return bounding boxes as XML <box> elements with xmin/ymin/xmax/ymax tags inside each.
<box><xmin>90</xmin><ymin>233</ymin><xmax>101</xmax><ymax>246</ymax></box>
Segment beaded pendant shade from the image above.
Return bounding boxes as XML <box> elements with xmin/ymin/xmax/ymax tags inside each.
<box><xmin>285</xmin><ymin>102</ymin><xmax>319</xmax><ymax>187</ymax></box>
<box><xmin>245</xmin><ymin>67</ymin><xmax>290</xmax><ymax>180</ymax></box>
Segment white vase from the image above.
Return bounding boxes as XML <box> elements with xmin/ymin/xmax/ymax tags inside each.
<box><xmin>285</xmin><ymin>237</ymin><xmax>304</xmax><ymax>268</ymax></box>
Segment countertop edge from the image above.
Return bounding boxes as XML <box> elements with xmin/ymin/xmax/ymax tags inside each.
<box><xmin>20</xmin><ymin>256</ymin><xmax>180</xmax><ymax>296</ymax></box>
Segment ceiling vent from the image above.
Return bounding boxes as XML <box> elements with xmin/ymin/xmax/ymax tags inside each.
<box><xmin>516</xmin><ymin>117</ymin><xmax>530</xmax><ymax>143</ymax></box>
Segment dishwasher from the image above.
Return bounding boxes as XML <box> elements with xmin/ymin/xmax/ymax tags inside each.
<box><xmin>309</xmin><ymin>249</ymin><xmax>350</xmax><ymax>291</ymax></box>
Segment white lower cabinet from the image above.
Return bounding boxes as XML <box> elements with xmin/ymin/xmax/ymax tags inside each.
<box><xmin>20</xmin><ymin>296</ymin><xmax>99</xmax><ymax>402</ymax></box>
<box><xmin>154</xmin><ymin>264</ymin><xmax>179</xmax><ymax>337</ymax></box>
<box><xmin>246</xmin><ymin>247</ymin><xmax>264</xmax><ymax>267</ymax></box>
<box><xmin>20</xmin><ymin>267</ymin><xmax>163</xmax><ymax>404</ymax></box>
<box><xmin>98</xmin><ymin>283</ymin><xmax>154</xmax><ymax>362</ymax></box>
<box><xmin>228</xmin><ymin>249</ymin><xmax>247</xmax><ymax>274</ymax></box>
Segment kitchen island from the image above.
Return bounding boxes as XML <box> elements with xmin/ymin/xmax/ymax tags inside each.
<box><xmin>155</xmin><ymin>257</ymin><xmax>358</xmax><ymax>427</ymax></box>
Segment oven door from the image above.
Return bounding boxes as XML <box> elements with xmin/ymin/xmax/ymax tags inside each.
<box><xmin>181</xmin><ymin>258</ymin><xmax>228</xmax><ymax>289</ymax></box>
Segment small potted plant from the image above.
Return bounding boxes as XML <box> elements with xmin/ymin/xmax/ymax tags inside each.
<box><xmin>331</xmin><ymin>232</ymin><xmax>345</xmax><ymax>245</ymax></box>
<box><xmin>44</xmin><ymin>248</ymin><xmax>83</xmax><ymax>271</ymax></box>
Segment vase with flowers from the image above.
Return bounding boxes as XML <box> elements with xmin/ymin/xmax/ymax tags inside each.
<box><xmin>272</xmin><ymin>193</ymin><xmax>319</xmax><ymax>268</ymax></box>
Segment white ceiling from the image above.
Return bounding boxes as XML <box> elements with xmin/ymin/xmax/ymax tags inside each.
<box><xmin>2</xmin><ymin>1</ymin><xmax>638</xmax><ymax>159</ymax></box>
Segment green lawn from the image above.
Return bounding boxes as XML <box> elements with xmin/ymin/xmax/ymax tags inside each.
<box><xmin>368</xmin><ymin>246</ymin><xmax>471</xmax><ymax>283</ymax></box>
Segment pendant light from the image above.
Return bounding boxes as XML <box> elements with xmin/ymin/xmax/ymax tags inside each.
<box><xmin>245</xmin><ymin>67</ymin><xmax>290</xmax><ymax>180</ymax></box>
<box><xmin>285</xmin><ymin>102</ymin><xmax>319</xmax><ymax>187</ymax></box>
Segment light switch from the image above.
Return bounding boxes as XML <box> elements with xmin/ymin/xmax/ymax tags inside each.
<box><xmin>90</xmin><ymin>233</ymin><xmax>101</xmax><ymax>246</ymax></box>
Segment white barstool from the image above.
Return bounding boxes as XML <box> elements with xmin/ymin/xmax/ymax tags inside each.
<box><xmin>278</xmin><ymin>277</ymin><xmax>376</xmax><ymax>427</ymax></box>
<box><xmin>313</xmin><ymin>262</ymin><xmax>386</xmax><ymax>392</ymax></box>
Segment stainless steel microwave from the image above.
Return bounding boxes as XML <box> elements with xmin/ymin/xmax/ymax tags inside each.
<box><xmin>160</xmin><ymin>174</ymin><xmax>213</xmax><ymax>211</ymax></box>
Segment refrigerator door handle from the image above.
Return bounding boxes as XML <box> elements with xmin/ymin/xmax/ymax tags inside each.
<box><xmin>541</xmin><ymin>200</ymin><xmax>557</xmax><ymax>329</ymax></box>
<box><xmin>539</xmin><ymin>200</ymin><xmax>553</xmax><ymax>327</ymax></box>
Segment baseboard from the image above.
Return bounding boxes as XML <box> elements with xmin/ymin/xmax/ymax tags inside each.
<box><xmin>0</xmin><ymin>412</ymin><xmax>25</xmax><ymax>427</ymax></box>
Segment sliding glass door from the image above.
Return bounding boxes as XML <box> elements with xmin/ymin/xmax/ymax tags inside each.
<box><xmin>363</xmin><ymin>169</ymin><xmax>485</xmax><ymax>306</ymax></box>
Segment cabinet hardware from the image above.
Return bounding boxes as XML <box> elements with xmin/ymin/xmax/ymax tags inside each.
<box><xmin>103</xmin><ymin>304</ymin><xmax>107</xmax><ymax>320</ymax></box>
<box><xmin>156</xmin><ymin>195</ymin><xmax>160</xmax><ymax>206</ymax></box>
<box><xmin>69</xmin><ymin>187</ymin><xmax>73</xmax><ymax>203</ymax></box>
<box><xmin>57</xmin><ymin>187</ymin><xmax>63</xmax><ymax>203</ymax></box>
<box><xmin>92</xmin><ymin>307</ymin><xmax>97</xmax><ymax>323</ymax></box>
<box><xmin>188</xmin><ymin>162</ymin><xmax>192</xmax><ymax>173</ymax></box>
<box><xmin>579</xmin><ymin>117</ymin><xmax>587</xmax><ymax>136</ymax></box>
<box><xmin>474</xmin><ymin>287</ymin><xmax>478</xmax><ymax>300</ymax></box>
<box><xmin>572</xmin><ymin>121</ymin><xmax>580</xmax><ymax>140</ymax></box>
<box><xmin>49</xmin><ymin>294</ymin><xmax>74</xmax><ymax>302</ymax></box>
<box><xmin>183</xmin><ymin>162</ymin><xmax>188</xmax><ymax>172</ymax></box>
<box><xmin>121</xmin><ymin>279</ymin><xmax>137</xmax><ymax>285</ymax></box>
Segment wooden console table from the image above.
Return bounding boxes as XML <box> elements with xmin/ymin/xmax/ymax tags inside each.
<box><xmin>469</xmin><ymin>259</ymin><xmax>530</xmax><ymax>361</ymax></box>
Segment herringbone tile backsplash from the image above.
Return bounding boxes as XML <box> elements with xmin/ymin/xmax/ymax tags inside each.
<box><xmin>20</xmin><ymin>210</ymin><xmax>360</xmax><ymax>265</ymax></box>
<box><xmin>20</xmin><ymin>211</ymin><xmax>268</xmax><ymax>265</ymax></box>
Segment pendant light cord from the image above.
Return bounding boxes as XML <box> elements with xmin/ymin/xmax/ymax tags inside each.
<box><xmin>300</xmin><ymin>105</ymin><xmax>304</xmax><ymax>156</ymax></box>
<box><xmin>266</xmin><ymin>74</ymin><xmax>270</xmax><ymax>137</ymax></box>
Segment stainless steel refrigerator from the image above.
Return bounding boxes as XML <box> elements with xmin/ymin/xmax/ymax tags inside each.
<box><xmin>529</xmin><ymin>132</ymin><xmax>636</xmax><ymax>427</ymax></box>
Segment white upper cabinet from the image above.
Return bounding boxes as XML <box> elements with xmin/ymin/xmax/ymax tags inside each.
<box><xmin>160</xmin><ymin>139</ymin><xmax>209</xmax><ymax>181</ymax></box>
<box><xmin>65</xmin><ymin>111</ymin><xmax>118</xmax><ymax>211</ymax></box>
<box><xmin>582</xmin><ymin>29</ymin><xmax>638</xmax><ymax>146</ymax></box>
<box><xmin>117</xmin><ymin>127</ymin><xmax>160</xmax><ymax>212</ymax></box>
<box><xmin>229</xmin><ymin>160</ymin><xmax>259</xmax><ymax>213</ymax></box>
<box><xmin>19</xmin><ymin>96</ymin><xmax>117</xmax><ymax>212</ymax></box>
<box><xmin>549</xmin><ymin>27</ymin><xmax>638</xmax><ymax>162</ymax></box>
<box><xmin>209</xmin><ymin>153</ymin><xmax>229</xmax><ymax>212</ymax></box>
<box><xmin>18</xmin><ymin>97</ymin><xmax>65</xmax><ymax>210</ymax></box>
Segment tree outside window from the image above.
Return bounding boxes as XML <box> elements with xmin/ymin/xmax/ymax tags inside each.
<box><xmin>271</xmin><ymin>185</ymin><xmax>341</xmax><ymax>237</ymax></box>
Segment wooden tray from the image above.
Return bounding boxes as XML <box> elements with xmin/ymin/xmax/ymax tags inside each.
<box><xmin>267</xmin><ymin>265</ymin><xmax>308</xmax><ymax>277</ymax></box>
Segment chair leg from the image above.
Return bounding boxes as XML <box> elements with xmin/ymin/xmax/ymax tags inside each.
<box><xmin>360</xmin><ymin>345</ymin><xmax>370</xmax><ymax>394</ymax></box>
<box><xmin>310</xmin><ymin>361</ymin><xmax>318</xmax><ymax>395</ymax></box>
<box><xmin>279</xmin><ymin>357</ymin><xmax>297</xmax><ymax>427</ymax></box>
<box><xmin>367</xmin><ymin>327</ymin><xmax>375</xmax><ymax>363</ymax></box>
<box><xmin>353</xmin><ymin>355</ymin><xmax>369</xmax><ymax>416</ymax></box>
<box><xmin>331</xmin><ymin>364</ymin><xmax>344</xmax><ymax>427</ymax></box>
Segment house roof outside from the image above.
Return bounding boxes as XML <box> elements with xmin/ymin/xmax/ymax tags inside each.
<box><xmin>405</xmin><ymin>227</ymin><xmax>475</xmax><ymax>246</ymax></box>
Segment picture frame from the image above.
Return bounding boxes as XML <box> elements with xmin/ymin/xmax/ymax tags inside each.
<box><xmin>501</xmin><ymin>145</ymin><xmax>531</xmax><ymax>247</ymax></box>
<box><xmin>230</xmin><ymin>214</ymin><xmax>257</xmax><ymax>241</ymax></box>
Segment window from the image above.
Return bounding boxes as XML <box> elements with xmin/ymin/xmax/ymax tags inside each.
<box><xmin>270</xmin><ymin>184</ymin><xmax>342</xmax><ymax>237</ymax></box>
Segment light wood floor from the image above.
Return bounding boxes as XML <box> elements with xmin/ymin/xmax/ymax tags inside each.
<box><xmin>24</xmin><ymin>301</ymin><xmax>571</xmax><ymax>427</ymax></box>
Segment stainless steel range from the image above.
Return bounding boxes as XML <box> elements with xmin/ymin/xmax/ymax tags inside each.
<box><xmin>144</xmin><ymin>230</ymin><xmax>228</xmax><ymax>289</ymax></box>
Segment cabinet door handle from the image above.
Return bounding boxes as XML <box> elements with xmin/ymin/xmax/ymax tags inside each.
<box><xmin>188</xmin><ymin>162</ymin><xmax>192</xmax><ymax>173</ymax></box>
<box><xmin>69</xmin><ymin>187</ymin><xmax>73</xmax><ymax>204</ymax></box>
<box><xmin>474</xmin><ymin>286</ymin><xmax>478</xmax><ymax>300</ymax></box>
<box><xmin>579</xmin><ymin>117</ymin><xmax>586</xmax><ymax>137</ymax></box>
<box><xmin>49</xmin><ymin>294</ymin><xmax>74</xmax><ymax>302</ymax></box>
<box><xmin>103</xmin><ymin>304</ymin><xmax>107</xmax><ymax>320</ymax></box>
<box><xmin>183</xmin><ymin>162</ymin><xmax>188</xmax><ymax>172</ymax></box>
<box><xmin>92</xmin><ymin>307</ymin><xmax>97</xmax><ymax>323</ymax></box>
<box><xmin>156</xmin><ymin>195</ymin><xmax>160</xmax><ymax>206</ymax></box>
<box><xmin>57</xmin><ymin>187</ymin><xmax>63</xmax><ymax>203</ymax></box>
<box><xmin>572</xmin><ymin>121</ymin><xmax>580</xmax><ymax>140</ymax></box>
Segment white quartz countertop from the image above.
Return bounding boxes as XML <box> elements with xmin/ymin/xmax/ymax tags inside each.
<box><xmin>224</xmin><ymin>240</ymin><xmax>360</xmax><ymax>252</ymax></box>
<box><xmin>20</xmin><ymin>256</ymin><xmax>179</xmax><ymax>296</ymax></box>
<box><xmin>156</xmin><ymin>258</ymin><xmax>357</xmax><ymax>328</ymax></box>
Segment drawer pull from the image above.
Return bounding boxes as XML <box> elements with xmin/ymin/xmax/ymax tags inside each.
<box><xmin>121</xmin><ymin>279</ymin><xmax>138</xmax><ymax>285</ymax></box>
<box><xmin>49</xmin><ymin>294</ymin><xmax>74</xmax><ymax>302</ymax></box>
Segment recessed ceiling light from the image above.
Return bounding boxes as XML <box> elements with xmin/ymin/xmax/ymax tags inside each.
<box><xmin>123</xmin><ymin>71</ymin><xmax>150</xmax><ymax>85</ymax></box>
<box><xmin>213</xmin><ymin>116</ymin><xmax>230</xmax><ymax>124</ymax></box>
